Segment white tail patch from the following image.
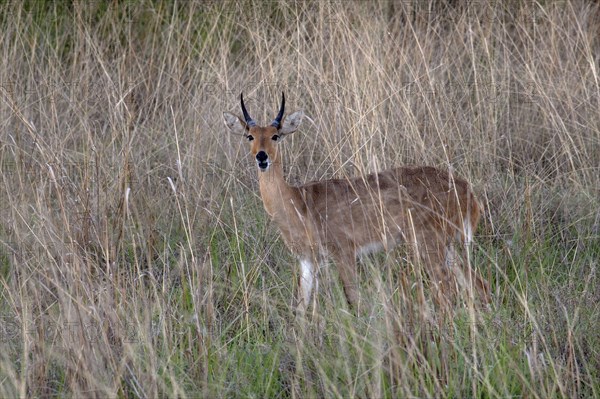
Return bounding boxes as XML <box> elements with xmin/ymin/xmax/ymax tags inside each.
<box><xmin>356</xmin><ymin>242</ymin><xmax>384</xmax><ymax>257</ymax></box>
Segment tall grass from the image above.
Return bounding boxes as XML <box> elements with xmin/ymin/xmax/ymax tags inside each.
<box><xmin>0</xmin><ymin>0</ymin><xmax>598</xmax><ymax>397</ymax></box>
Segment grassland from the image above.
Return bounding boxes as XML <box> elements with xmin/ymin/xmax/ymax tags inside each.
<box><xmin>0</xmin><ymin>0</ymin><xmax>599</xmax><ymax>397</ymax></box>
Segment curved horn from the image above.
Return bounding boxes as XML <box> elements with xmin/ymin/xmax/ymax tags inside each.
<box><xmin>271</xmin><ymin>92</ymin><xmax>285</xmax><ymax>128</ymax></box>
<box><xmin>240</xmin><ymin>93</ymin><xmax>256</xmax><ymax>127</ymax></box>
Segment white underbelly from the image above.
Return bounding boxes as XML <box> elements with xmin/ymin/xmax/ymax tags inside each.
<box><xmin>356</xmin><ymin>241</ymin><xmax>385</xmax><ymax>256</ymax></box>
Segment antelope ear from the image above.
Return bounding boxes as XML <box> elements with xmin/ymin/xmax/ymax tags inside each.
<box><xmin>279</xmin><ymin>110</ymin><xmax>304</xmax><ymax>135</ymax></box>
<box><xmin>223</xmin><ymin>112</ymin><xmax>247</xmax><ymax>135</ymax></box>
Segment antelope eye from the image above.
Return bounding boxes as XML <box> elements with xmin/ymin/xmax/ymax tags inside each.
<box><xmin>272</xmin><ymin>135</ymin><xmax>280</xmax><ymax>141</ymax></box>
<box><xmin>246</xmin><ymin>135</ymin><xmax>254</xmax><ymax>141</ymax></box>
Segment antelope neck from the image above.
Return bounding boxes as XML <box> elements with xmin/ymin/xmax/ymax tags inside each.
<box><xmin>258</xmin><ymin>160</ymin><xmax>298</xmax><ymax>218</ymax></box>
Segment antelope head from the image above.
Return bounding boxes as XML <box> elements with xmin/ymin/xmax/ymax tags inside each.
<box><xmin>223</xmin><ymin>92</ymin><xmax>304</xmax><ymax>172</ymax></box>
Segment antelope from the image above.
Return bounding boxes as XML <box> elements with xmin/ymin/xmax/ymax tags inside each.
<box><xmin>223</xmin><ymin>93</ymin><xmax>489</xmax><ymax>312</ymax></box>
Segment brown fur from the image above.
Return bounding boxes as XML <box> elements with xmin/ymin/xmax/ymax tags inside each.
<box><xmin>224</xmin><ymin>104</ymin><xmax>489</xmax><ymax>311</ymax></box>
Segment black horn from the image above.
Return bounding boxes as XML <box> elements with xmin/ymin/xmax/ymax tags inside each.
<box><xmin>240</xmin><ymin>93</ymin><xmax>256</xmax><ymax>127</ymax></box>
<box><xmin>271</xmin><ymin>92</ymin><xmax>285</xmax><ymax>128</ymax></box>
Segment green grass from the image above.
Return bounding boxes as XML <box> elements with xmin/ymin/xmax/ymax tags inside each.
<box><xmin>0</xmin><ymin>0</ymin><xmax>599</xmax><ymax>397</ymax></box>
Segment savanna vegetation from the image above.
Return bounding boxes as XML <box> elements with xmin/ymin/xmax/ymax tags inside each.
<box><xmin>0</xmin><ymin>1</ymin><xmax>598</xmax><ymax>397</ymax></box>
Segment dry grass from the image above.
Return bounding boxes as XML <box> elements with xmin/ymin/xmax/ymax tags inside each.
<box><xmin>0</xmin><ymin>0</ymin><xmax>599</xmax><ymax>397</ymax></box>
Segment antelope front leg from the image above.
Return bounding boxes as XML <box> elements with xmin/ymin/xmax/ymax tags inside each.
<box><xmin>297</xmin><ymin>258</ymin><xmax>316</xmax><ymax>313</ymax></box>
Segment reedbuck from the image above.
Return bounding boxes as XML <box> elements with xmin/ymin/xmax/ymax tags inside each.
<box><xmin>224</xmin><ymin>93</ymin><xmax>489</xmax><ymax>312</ymax></box>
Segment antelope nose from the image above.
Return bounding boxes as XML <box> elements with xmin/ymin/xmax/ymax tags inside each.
<box><xmin>256</xmin><ymin>151</ymin><xmax>268</xmax><ymax>163</ymax></box>
<box><xmin>256</xmin><ymin>151</ymin><xmax>269</xmax><ymax>171</ymax></box>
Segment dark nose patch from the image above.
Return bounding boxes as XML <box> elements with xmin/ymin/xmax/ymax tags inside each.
<box><xmin>256</xmin><ymin>151</ymin><xmax>269</xmax><ymax>170</ymax></box>
<box><xmin>256</xmin><ymin>151</ymin><xmax>268</xmax><ymax>163</ymax></box>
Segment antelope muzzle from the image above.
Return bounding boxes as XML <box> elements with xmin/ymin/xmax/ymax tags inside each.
<box><xmin>256</xmin><ymin>151</ymin><xmax>269</xmax><ymax>171</ymax></box>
